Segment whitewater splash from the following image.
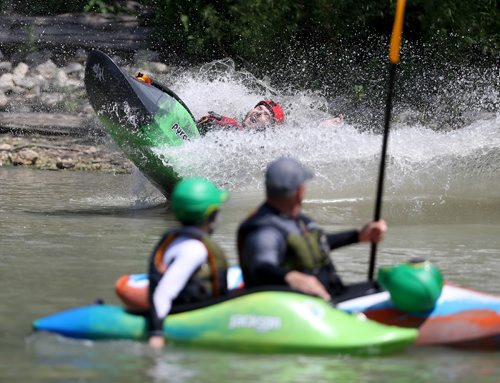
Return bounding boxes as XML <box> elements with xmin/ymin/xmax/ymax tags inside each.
<box><xmin>144</xmin><ymin>59</ymin><xmax>499</xmax><ymax>206</ymax></box>
<box><xmin>154</xmin><ymin>116</ymin><xmax>500</xmax><ymax>198</ymax></box>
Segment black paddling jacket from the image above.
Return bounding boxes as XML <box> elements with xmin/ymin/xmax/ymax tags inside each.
<box><xmin>238</xmin><ymin>203</ymin><xmax>359</xmax><ymax>296</ymax></box>
<box><xmin>148</xmin><ymin>226</ymin><xmax>228</xmax><ymax>335</ymax></box>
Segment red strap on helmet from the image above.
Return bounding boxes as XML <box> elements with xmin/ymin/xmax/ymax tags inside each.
<box><xmin>256</xmin><ymin>100</ymin><xmax>285</xmax><ymax>125</ymax></box>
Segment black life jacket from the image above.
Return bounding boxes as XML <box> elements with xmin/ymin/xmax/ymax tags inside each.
<box><xmin>237</xmin><ymin>208</ymin><xmax>344</xmax><ymax>295</ymax></box>
<box><xmin>148</xmin><ymin>226</ymin><xmax>228</xmax><ymax>305</ymax></box>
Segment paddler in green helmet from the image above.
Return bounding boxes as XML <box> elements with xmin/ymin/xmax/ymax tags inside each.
<box><xmin>148</xmin><ymin>177</ymin><xmax>229</xmax><ymax>349</ymax></box>
<box><xmin>237</xmin><ymin>157</ymin><xmax>386</xmax><ymax>301</ymax></box>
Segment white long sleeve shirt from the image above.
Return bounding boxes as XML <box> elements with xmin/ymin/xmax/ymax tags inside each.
<box><xmin>152</xmin><ymin>236</ymin><xmax>208</xmax><ymax>319</ymax></box>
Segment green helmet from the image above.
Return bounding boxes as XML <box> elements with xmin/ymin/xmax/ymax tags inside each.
<box><xmin>378</xmin><ymin>259</ymin><xmax>444</xmax><ymax>313</ymax></box>
<box><xmin>171</xmin><ymin>177</ymin><xmax>228</xmax><ymax>224</ymax></box>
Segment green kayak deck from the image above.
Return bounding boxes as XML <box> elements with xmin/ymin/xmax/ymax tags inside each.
<box><xmin>85</xmin><ymin>49</ymin><xmax>200</xmax><ymax>196</ymax></box>
<box><xmin>33</xmin><ymin>290</ymin><xmax>417</xmax><ymax>355</ymax></box>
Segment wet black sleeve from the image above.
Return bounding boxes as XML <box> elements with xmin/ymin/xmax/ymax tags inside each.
<box><xmin>326</xmin><ymin>229</ymin><xmax>359</xmax><ymax>250</ymax></box>
<box><xmin>242</xmin><ymin>226</ymin><xmax>288</xmax><ymax>285</ymax></box>
<box><xmin>196</xmin><ymin>118</ymin><xmax>214</xmax><ymax>136</ymax></box>
<box><xmin>148</xmin><ymin>305</ymin><xmax>165</xmax><ymax>337</ymax></box>
<box><xmin>253</xmin><ymin>262</ymin><xmax>287</xmax><ymax>285</ymax></box>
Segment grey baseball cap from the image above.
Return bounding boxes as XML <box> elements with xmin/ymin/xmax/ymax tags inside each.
<box><xmin>265</xmin><ymin>157</ymin><xmax>314</xmax><ymax>197</ymax></box>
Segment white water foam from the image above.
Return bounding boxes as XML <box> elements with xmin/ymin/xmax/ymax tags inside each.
<box><xmin>152</xmin><ymin>115</ymin><xmax>500</xmax><ymax>200</ymax></box>
<box><xmin>131</xmin><ymin>59</ymin><xmax>499</xmax><ymax>206</ymax></box>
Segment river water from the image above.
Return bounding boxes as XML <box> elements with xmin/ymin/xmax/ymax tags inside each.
<box><xmin>1</xmin><ymin>64</ymin><xmax>500</xmax><ymax>381</ymax></box>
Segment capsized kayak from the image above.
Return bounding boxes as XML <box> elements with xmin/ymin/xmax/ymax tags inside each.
<box><xmin>85</xmin><ymin>49</ymin><xmax>200</xmax><ymax>196</ymax></box>
<box><xmin>32</xmin><ymin>290</ymin><xmax>417</xmax><ymax>355</ymax></box>
<box><xmin>115</xmin><ymin>268</ymin><xmax>500</xmax><ymax>350</ymax></box>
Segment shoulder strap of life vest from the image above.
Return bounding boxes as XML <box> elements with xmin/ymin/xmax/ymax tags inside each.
<box><xmin>152</xmin><ymin>226</ymin><xmax>223</xmax><ymax>296</ymax></box>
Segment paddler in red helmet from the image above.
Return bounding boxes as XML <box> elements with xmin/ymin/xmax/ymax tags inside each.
<box><xmin>136</xmin><ymin>72</ymin><xmax>343</xmax><ymax>133</ymax></box>
<box><xmin>196</xmin><ymin>99</ymin><xmax>285</xmax><ymax>134</ymax></box>
<box><xmin>197</xmin><ymin>100</ymin><xmax>344</xmax><ymax>133</ymax></box>
<box><xmin>136</xmin><ymin>71</ymin><xmax>285</xmax><ymax>133</ymax></box>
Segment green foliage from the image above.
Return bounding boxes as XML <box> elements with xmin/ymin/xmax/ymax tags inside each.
<box><xmin>1</xmin><ymin>0</ymin><xmax>497</xmax><ymax>64</ymax></box>
<box><xmin>399</xmin><ymin>0</ymin><xmax>498</xmax><ymax>56</ymax></box>
<box><xmin>148</xmin><ymin>0</ymin><xmax>231</xmax><ymax>61</ymax></box>
<box><xmin>84</xmin><ymin>0</ymin><xmax>116</xmax><ymax>14</ymax></box>
<box><xmin>148</xmin><ymin>0</ymin><xmax>498</xmax><ymax>63</ymax></box>
<box><xmin>228</xmin><ymin>0</ymin><xmax>301</xmax><ymax>61</ymax></box>
<box><xmin>19</xmin><ymin>24</ymin><xmax>38</xmax><ymax>55</ymax></box>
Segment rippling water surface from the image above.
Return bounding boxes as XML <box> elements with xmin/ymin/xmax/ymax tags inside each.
<box><xmin>0</xmin><ymin>62</ymin><xmax>499</xmax><ymax>381</ymax></box>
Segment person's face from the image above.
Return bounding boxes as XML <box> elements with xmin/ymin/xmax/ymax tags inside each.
<box><xmin>288</xmin><ymin>184</ymin><xmax>305</xmax><ymax>217</ymax></box>
<box><xmin>242</xmin><ymin>105</ymin><xmax>273</xmax><ymax>129</ymax></box>
<box><xmin>296</xmin><ymin>184</ymin><xmax>305</xmax><ymax>206</ymax></box>
<box><xmin>202</xmin><ymin>209</ymin><xmax>220</xmax><ymax>235</ymax></box>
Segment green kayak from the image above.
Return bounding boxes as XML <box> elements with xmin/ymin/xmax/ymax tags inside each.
<box><xmin>33</xmin><ymin>290</ymin><xmax>417</xmax><ymax>355</ymax></box>
<box><xmin>84</xmin><ymin>49</ymin><xmax>200</xmax><ymax>196</ymax></box>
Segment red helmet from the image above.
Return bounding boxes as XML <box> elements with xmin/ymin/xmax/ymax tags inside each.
<box><xmin>256</xmin><ymin>100</ymin><xmax>284</xmax><ymax>125</ymax></box>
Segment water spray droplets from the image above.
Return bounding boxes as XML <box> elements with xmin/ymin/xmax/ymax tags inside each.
<box><xmin>145</xmin><ymin>58</ymin><xmax>499</xmax><ymax>204</ymax></box>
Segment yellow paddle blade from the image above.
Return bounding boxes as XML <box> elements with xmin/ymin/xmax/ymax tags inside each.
<box><xmin>389</xmin><ymin>0</ymin><xmax>407</xmax><ymax>64</ymax></box>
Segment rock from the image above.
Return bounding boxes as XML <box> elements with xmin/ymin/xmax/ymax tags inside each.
<box><xmin>13</xmin><ymin>62</ymin><xmax>29</xmax><ymax>78</ymax></box>
<box><xmin>28</xmin><ymin>84</ymin><xmax>41</xmax><ymax>97</ymax></box>
<box><xmin>0</xmin><ymin>73</ymin><xmax>14</xmax><ymax>92</ymax></box>
<box><xmin>35</xmin><ymin>60</ymin><xmax>58</xmax><ymax>79</ymax></box>
<box><xmin>84</xmin><ymin>146</ymin><xmax>97</xmax><ymax>154</ymax></box>
<box><xmin>56</xmin><ymin>157</ymin><xmax>75</xmax><ymax>169</ymax></box>
<box><xmin>64</xmin><ymin>78</ymin><xmax>83</xmax><ymax>88</ymax></box>
<box><xmin>10</xmin><ymin>148</ymin><xmax>38</xmax><ymax>165</ymax></box>
<box><xmin>33</xmin><ymin>74</ymin><xmax>50</xmax><ymax>91</ymax></box>
<box><xmin>40</xmin><ymin>93</ymin><xmax>64</xmax><ymax>106</ymax></box>
<box><xmin>0</xmin><ymin>151</ymin><xmax>8</xmax><ymax>165</ymax></box>
<box><xmin>63</xmin><ymin>62</ymin><xmax>84</xmax><ymax>75</ymax></box>
<box><xmin>0</xmin><ymin>143</ymin><xmax>11</xmax><ymax>150</ymax></box>
<box><xmin>11</xmin><ymin>85</ymin><xmax>27</xmax><ymax>95</ymax></box>
<box><xmin>23</xmin><ymin>92</ymin><xmax>39</xmax><ymax>101</ymax></box>
<box><xmin>0</xmin><ymin>92</ymin><xmax>8</xmax><ymax>108</ymax></box>
<box><xmin>55</xmin><ymin>69</ymin><xmax>69</xmax><ymax>87</ymax></box>
<box><xmin>13</xmin><ymin>75</ymin><xmax>37</xmax><ymax>90</ymax></box>
<box><xmin>82</xmin><ymin>104</ymin><xmax>94</xmax><ymax>114</ymax></box>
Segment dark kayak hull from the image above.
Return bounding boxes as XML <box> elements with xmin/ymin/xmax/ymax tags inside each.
<box><xmin>85</xmin><ymin>50</ymin><xmax>200</xmax><ymax>196</ymax></box>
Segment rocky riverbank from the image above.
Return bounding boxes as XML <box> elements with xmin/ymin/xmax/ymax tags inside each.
<box><xmin>0</xmin><ymin>46</ymin><xmax>171</xmax><ymax>173</ymax></box>
<box><xmin>0</xmin><ymin>134</ymin><xmax>132</xmax><ymax>172</ymax></box>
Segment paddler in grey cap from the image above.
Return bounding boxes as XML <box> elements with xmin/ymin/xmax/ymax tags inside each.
<box><xmin>237</xmin><ymin>157</ymin><xmax>387</xmax><ymax>300</ymax></box>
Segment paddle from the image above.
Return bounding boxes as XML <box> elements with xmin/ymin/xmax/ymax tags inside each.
<box><xmin>368</xmin><ymin>0</ymin><xmax>407</xmax><ymax>281</ymax></box>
